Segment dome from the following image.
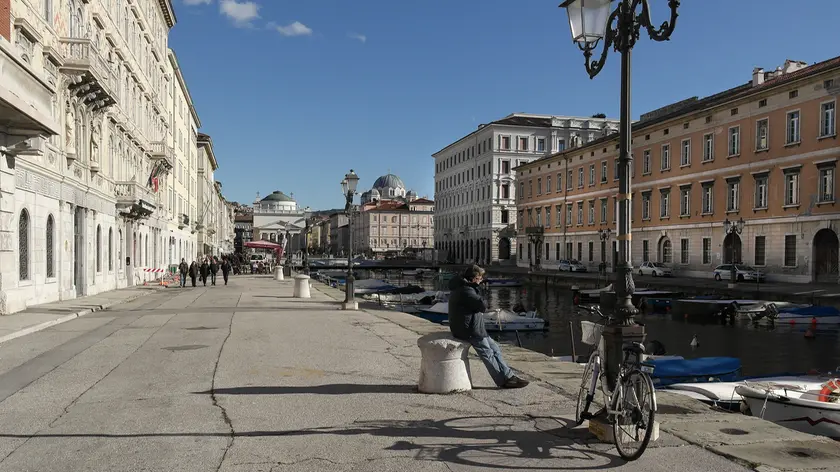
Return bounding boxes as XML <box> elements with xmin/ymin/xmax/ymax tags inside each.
<box><xmin>370</xmin><ymin>188</ymin><xmax>380</xmax><ymax>196</ymax></box>
<box><xmin>372</xmin><ymin>174</ymin><xmax>405</xmax><ymax>190</ymax></box>
<box><xmin>407</xmin><ymin>190</ymin><xmax>417</xmax><ymax>197</ymax></box>
<box><xmin>261</xmin><ymin>191</ymin><xmax>294</xmax><ymax>202</ymax></box>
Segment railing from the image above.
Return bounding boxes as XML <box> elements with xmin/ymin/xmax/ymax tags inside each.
<box><xmin>525</xmin><ymin>226</ymin><xmax>545</xmax><ymax>235</ymax></box>
<box><xmin>115</xmin><ymin>181</ymin><xmax>155</xmax><ymax>206</ymax></box>
<box><xmin>60</xmin><ymin>37</ymin><xmax>116</xmax><ymax>96</ymax></box>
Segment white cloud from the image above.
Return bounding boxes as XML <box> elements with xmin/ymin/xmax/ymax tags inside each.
<box><xmin>348</xmin><ymin>33</ymin><xmax>366</xmax><ymax>43</ymax></box>
<box><xmin>275</xmin><ymin>21</ymin><xmax>313</xmax><ymax>37</ymax></box>
<box><xmin>219</xmin><ymin>0</ymin><xmax>260</xmax><ymax>26</ymax></box>
<box><xmin>183</xmin><ymin>0</ymin><xmax>212</xmax><ymax>5</ymax></box>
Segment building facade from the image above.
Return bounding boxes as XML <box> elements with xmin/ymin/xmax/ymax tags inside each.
<box><xmin>0</xmin><ymin>0</ymin><xmax>234</xmax><ymax>314</ymax></box>
<box><xmin>433</xmin><ymin>113</ymin><xmax>620</xmax><ymax>265</ymax></box>
<box><xmin>329</xmin><ymin>212</ymin><xmax>349</xmax><ymax>256</ymax></box>
<box><xmin>515</xmin><ymin>58</ymin><xmax>840</xmax><ymax>283</ymax></box>
<box><xmin>352</xmin><ymin>173</ymin><xmax>434</xmax><ymax>257</ymax></box>
<box><xmin>251</xmin><ymin>190</ymin><xmax>308</xmax><ymax>254</ymax></box>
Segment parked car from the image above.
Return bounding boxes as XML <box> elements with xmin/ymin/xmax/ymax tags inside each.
<box><xmin>638</xmin><ymin>261</ymin><xmax>673</xmax><ymax>277</ymax></box>
<box><xmin>558</xmin><ymin>259</ymin><xmax>587</xmax><ymax>272</ymax></box>
<box><xmin>713</xmin><ymin>264</ymin><xmax>766</xmax><ymax>282</ymax></box>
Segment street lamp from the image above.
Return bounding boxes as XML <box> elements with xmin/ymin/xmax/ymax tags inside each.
<box><xmin>284</xmin><ymin>229</ymin><xmax>292</xmax><ymax>274</ymax></box>
<box><xmin>560</xmin><ymin>0</ymin><xmax>680</xmax><ymax>389</ymax></box>
<box><xmin>723</xmin><ymin>217</ymin><xmax>745</xmax><ymax>285</ymax></box>
<box><xmin>341</xmin><ymin>169</ymin><xmax>359</xmax><ymax>310</ymax></box>
<box><xmin>598</xmin><ymin>228</ymin><xmax>612</xmax><ymax>287</ymax></box>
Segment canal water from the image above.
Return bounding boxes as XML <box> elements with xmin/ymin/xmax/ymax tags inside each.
<box><xmin>370</xmin><ymin>272</ymin><xmax>840</xmax><ymax>377</ymax></box>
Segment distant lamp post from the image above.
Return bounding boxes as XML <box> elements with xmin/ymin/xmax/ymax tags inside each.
<box><xmin>560</xmin><ymin>0</ymin><xmax>680</xmax><ymax>390</ymax></box>
<box><xmin>284</xmin><ymin>229</ymin><xmax>292</xmax><ymax>273</ymax></box>
<box><xmin>598</xmin><ymin>228</ymin><xmax>612</xmax><ymax>287</ymax></box>
<box><xmin>723</xmin><ymin>217</ymin><xmax>745</xmax><ymax>285</ymax></box>
<box><xmin>341</xmin><ymin>169</ymin><xmax>360</xmax><ymax>310</ymax></box>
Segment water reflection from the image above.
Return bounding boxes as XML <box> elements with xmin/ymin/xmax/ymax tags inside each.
<box><xmin>368</xmin><ymin>272</ymin><xmax>840</xmax><ymax>376</ymax></box>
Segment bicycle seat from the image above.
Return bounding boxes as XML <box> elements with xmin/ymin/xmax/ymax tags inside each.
<box><xmin>622</xmin><ymin>342</ymin><xmax>646</xmax><ymax>354</ymax></box>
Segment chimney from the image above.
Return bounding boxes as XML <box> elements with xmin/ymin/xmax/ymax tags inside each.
<box><xmin>0</xmin><ymin>0</ymin><xmax>9</xmax><ymax>41</ymax></box>
<box><xmin>752</xmin><ymin>67</ymin><xmax>765</xmax><ymax>87</ymax></box>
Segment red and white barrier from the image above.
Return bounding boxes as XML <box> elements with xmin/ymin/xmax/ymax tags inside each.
<box><xmin>143</xmin><ymin>268</ymin><xmax>166</xmax><ymax>273</ymax></box>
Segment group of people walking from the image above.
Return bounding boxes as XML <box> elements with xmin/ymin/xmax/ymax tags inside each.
<box><xmin>178</xmin><ymin>256</ymin><xmax>233</xmax><ymax>287</ymax></box>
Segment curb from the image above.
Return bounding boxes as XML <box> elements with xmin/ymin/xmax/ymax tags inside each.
<box><xmin>0</xmin><ymin>290</ymin><xmax>157</xmax><ymax>346</ymax></box>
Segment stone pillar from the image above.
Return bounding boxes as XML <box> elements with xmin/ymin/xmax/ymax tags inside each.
<box><xmin>0</xmin><ymin>148</ymin><xmax>16</xmax><ymax>314</ymax></box>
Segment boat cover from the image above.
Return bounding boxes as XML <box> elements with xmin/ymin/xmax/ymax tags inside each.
<box><xmin>648</xmin><ymin>357</ymin><xmax>742</xmax><ymax>387</ymax></box>
<box><xmin>779</xmin><ymin>305</ymin><xmax>840</xmax><ymax>317</ymax></box>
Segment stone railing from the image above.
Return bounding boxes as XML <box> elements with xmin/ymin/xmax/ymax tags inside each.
<box><xmin>150</xmin><ymin>141</ymin><xmax>174</xmax><ymax>168</ymax></box>
<box><xmin>60</xmin><ymin>37</ymin><xmax>117</xmax><ymax>101</ymax></box>
<box><xmin>115</xmin><ymin>180</ymin><xmax>155</xmax><ymax>207</ymax></box>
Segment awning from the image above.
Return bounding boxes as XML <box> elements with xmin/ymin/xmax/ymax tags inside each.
<box><xmin>244</xmin><ymin>240</ymin><xmax>285</xmax><ymax>258</ymax></box>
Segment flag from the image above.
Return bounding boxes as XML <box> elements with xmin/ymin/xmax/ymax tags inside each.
<box><xmin>147</xmin><ymin>162</ymin><xmax>166</xmax><ymax>191</ymax></box>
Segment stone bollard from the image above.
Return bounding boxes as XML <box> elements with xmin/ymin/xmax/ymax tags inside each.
<box><xmin>274</xmin><ymin>266</ymin><xmax>284</xmax><ymax>281</ymax></box>
<box><xmin>417</xmin><ymin>332</ymin><xmax>472</xmax><ymax>394</ymax></box>
<box><xmin>293</xmin><ymin>275</ymin><xmax>311</xmax><ymax>298</ymax></box>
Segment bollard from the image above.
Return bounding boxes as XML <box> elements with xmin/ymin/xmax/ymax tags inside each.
<box><xmin>275</xmin><ymin>266</ymin><xmax>284</xmax><ymax>281</ymax></box>
<box><xmin>293</xmin><ymin>275</ymin><xmax>311</xmax><ymax>298</ymax></box>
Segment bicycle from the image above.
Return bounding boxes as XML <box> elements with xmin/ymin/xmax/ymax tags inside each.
<box><xmin>575</xmin><ymin>305</ymin><xmax>658</xmax><ymax>461</ymax></box>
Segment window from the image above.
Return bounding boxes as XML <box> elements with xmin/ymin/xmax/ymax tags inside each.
<box><xmin>784</xmin><ymin>170</ymin><xmax>800</xmax><ymax>206</ymax></box>
<box><xmin>502</xmin><ymin>184</ymin><xmax>510</xmax><ymax>199</ymax></box>
<box><xmin>577</xmin><ymin>201</ymin><xmax>583</xmax><ymax>225</ymax></box>
<box><xmin>589</xmin><ymin>164</ymin><xmax>595</xmax><ymax>186</ymax></box>
<box><xmin>754</xmin><ymin>236</ymin><xmax>766</xmax><ymax>266</ymax></box>
<box><xmin>642</xmin><ymin>150</ymin><xmax>651</xmax><ymax>174</ymax></box>
<box><xmin>19</xmin><ymin>209</ymin><xmax>29</xmax><ymax>280</ymax></box>
<box><xmin>786</xmin><ymin>111</ymin><xmax>800</xmax><ymax>144</ymax></box>
<box><xmin>558</xmin><ymin>139</ymin><xmax>566</xmax><ymax>151</ymax></box>
<box><xmin>501</xmin><ymin>136</ymin><xmax>511</xmax><ymax>150</ymax></box>
<box><xmin>784</xmin><ymin>235</ymin><xmax>797</xmax><ymax>267</ymax></box>
<box><xmin>546</xmin><ymin>176</ymin><xmax>552</xmax><ymax>193</ymax></box>
<box><xmin>518</xmin><ymin>136</ymin><xmax>528</xmax><ymax>151</ymax></box>
<box><xmin>702</xmin><ymin>184</ymin><xmax>714</xmax><ymax>214</ymax></box>
<box><xmin>642</xmin><ymin>193</ymin><xmax>651</xmax><ymax>220</ymax></box>
<box><xmin>661</xmin><ymin>239</ymin><xmax>672</xmax><ymax>263</ymax></box>
<box><xmin>502</xmin><ymin>160</ymin><xmax>510</xmax><ymax>173</ymax></box>
<box><xmin>661</xmin><ymin>144</ymin><xmax>670</xmax><ymax>170</ymax></box>
<box><xmin>518</xmin><ymin>182</ymin><xmax>524</xmax><ymax>200</ymax></box>
<box><xmin>681</xmin><ymin>139</ymin><xmax>691</xmax><ymax>166</ymax></box>
<box><xmin>642</xmin><ymin>240</ymin><xmax>650</xmax><ymax>262</ymax></box>
<box><xmin>789</xmin><ymin>90</ymin><xmax>799</xmax><ymax>99</ymax></box>
<box><xmin>588</xmin><ymin>200</ymin><xmax>595</xmax><ymax>224</ymax></box>
<box><xmin>660</xmin><ymin>190</ymin><xmax>670</xmax><ymax>218</ymax></box>
<box><xmin>578</xmin><ymin>168</ymin><xmax>584</xmax><ymax>187</ymax></box>
<box><xmin>545</xmin><ymin>207</ymin><xmax>551</xmax><ymax>227</ymax></box>
<box><xmin>728</xmin><ymin>126</ymin><xmax>740</xmax><ymax>156</ymax></box>
<box><xmin>536</xmin><ymin>178</ymin><xmax>542</xmax><ymax>195</ymax></box>
<box><xmin>680</xmin><ymin>239</ymin><xmax>689</xmax><ymax>264</ymax></box>
<box><xmin>537</xmin><ymin>138</ymin><xmax>546</xmax><ymax>152</ymax></box>
<box><xmin>756</xmin><ymin>118</ymin><xmax>769</xmax><ymax>150</ymax></box>
<box><xmin>566</xmin><ymin>204</ymin><xmax>572</xmax><ymax>226</ymax></box>
<box><xmin>567</xmin><ymin>170</ymin><xmax>573</xmax><ymax>190</ymax></box>
<box><xmin>726</xmin><ymin>179</ymin><xmax>740</xmax><ymax>212</ymax></box>
<box><xmin>588</xmin><ymin>241</ymin><xmax>594</xmax><ymax>262</ymax></box>
<box><xmin>702</xmin><ymin>238</ymin><xmax>711</xmax><ymax>264</ymax></box>
<box><xmin>555</xmin><ymin>243</ymin><xmax>561</xmax><ymax>260</ymax></box>
<box><xmin>601</xmin><ymin>160</ymin><xmax>608</xmax><ymax>182</ymax></box>
<box><xmin>821</xmin><ymin>101</ymin><xmax>836</xmax><ymax>137</ymax></box>
<box><xmin>96</xmin><ymin>225</ymin><xmax>102</xmax><ymax>272</ymax></box>
<box><xmin>600</xmin><ymin>199</ymin><xmax>607</xmax><ymax>223</ymax></box>
<box><xmin>555</xmin><ymin>205</ymin><xmax>562</xmax><ymax>226</ymax></box>
<box><xmin>819</xmin><ymin>165</ymin><xmax>835</xmax><ymax>202</ymax></box>
<box><xmin>577</xmin><ymin>242</ymin><xmax>583</xmax><ymax>261</ymax></box>
<box><xmin>759</xmin><ymin>98</ymin><xmax>767</xmax><ymax>108</ymax></box>
<box><xmin>614</xmin><ymin>159</ymin><xmax>619</xmax><ymax>180</ymax></box>
<box><xmin>46</xmin><ymin>215</ymin><xmax>55</xmax><ymax>278</ymax></box>
<box><xmin>501</xmin><ymin>209</ymin><xmax>509</xmax><ymax>224</ymax></box>
<box><xmin>680</xmin><ymin>187</ymin><xmax>690</xmax><ymax>216</ymax></box>
<box><xmin>702</xmin><ymin>134</ymin><xmax>714</xmax><ymax>161</ymax></box>
<box><xmin>754</xmin><ymin>174</ymin><xmax>768</xmax><ymax>209</ymax></box>
<box><xmin>557</xmin><ymin>173</ymin><xmax>562</xmax><ymax>192</ymax></box>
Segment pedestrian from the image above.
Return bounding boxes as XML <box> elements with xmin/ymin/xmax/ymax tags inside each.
<box><xmin>209</xmin><ymin>257</ymin><xmax>219</xmax><ymax>286</ymax></box>
<box><xmin>448</xmin><ymin>265</ymin><xmax>529</xmax><ymax>389</ymax></box>
<box><xmin>221</xmin><ymin>257</ymin><xmax>231</xmax><ymax>285</ymax></box>
<box><xmin>200</xmin><ymin>259</ymin><xmax>209</xmax><ymax>286</ymax></box>
<box><xmin>178</xmin><ymin>258</ymin><xmax>188</xmax><ymax>288</ymax></box>
<box><xmin>189</xmin><ymin>260</ymin><xmax>198</xmax><ymax>287</ymax></box>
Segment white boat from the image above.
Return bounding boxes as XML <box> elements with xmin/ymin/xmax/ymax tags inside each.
<box><xmin>736</xmin><ymin>379</ymin><xmax>840</xmax><ymax>440</ymax></box>
<box><xmin>347</xmin><ymin>279</ymin><xmax>399</xmax><ymax>295</ymax></box>
<box><xmin>363</xmin><ymin>290</ymin><xmax>446</xmax><ymax>303</ymax></box>
<box><xmin>418</xmin><ymin>302</ymin><xmax>547</xmax><ymax>332</ymax></box>
<box><xmin>666</xmin><ymin>376</ymin><xmax>814</xmax><ymax>409</ymax></box>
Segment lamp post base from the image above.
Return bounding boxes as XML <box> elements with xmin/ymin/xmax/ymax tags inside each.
<box><xmin>601</xmin><ymin>324</ymin><xmax>646</xmax><ymax>392</ymax></box>
<box><xmin>727</xmin><ymin>283</ymin><xmax>737</xmax><ymax>289</ymax></box>
<box><xmin>341</xmin><ymin>301</ymin><xmax>359</xmax><ymax>311</ymax></box>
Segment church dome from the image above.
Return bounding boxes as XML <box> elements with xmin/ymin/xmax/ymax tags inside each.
<box><xmin>370</xmin><ymin>188</ymin><xmax>380</xmax><ymax>197</ymax></box>
<box><xmin>372</xmin><ymin>174</ymin><xmax>405</xmax><ymax>190</ymax></box>
<box><xmin>261</xmin><ymin>191</ymin><xmax>294</xmax><ymax>202</ymax></box>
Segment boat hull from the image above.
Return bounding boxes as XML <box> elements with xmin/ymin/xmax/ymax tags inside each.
<box><xmin>737</xmin><ymin>385</ymin><xmax>840</xmax><ymax>440</ymax></box>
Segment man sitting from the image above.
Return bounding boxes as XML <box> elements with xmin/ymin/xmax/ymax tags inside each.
<box><xmin>448</xmin><ymin>265</ymin><xmax>529</xmax><ymax>389</ymax></box>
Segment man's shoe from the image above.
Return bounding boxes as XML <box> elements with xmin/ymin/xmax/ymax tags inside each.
<box><xmin>502</xmin><ymin>376</ymin><xmax>530</xmax><ymax>389</ymax></box>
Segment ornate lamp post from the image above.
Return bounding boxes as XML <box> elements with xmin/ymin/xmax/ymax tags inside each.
<box><xmin>723</xmin><ymin>217</ymin><xmax>745</xmax><ymax>285</ymax></box>
<box><xmin>301</xmin><ymin>217</ymin><xmax>312</xmax><ymax>276</ymax></box>
<box><xmin>284</xmin><ymin>229</ymin><xmax>292</xmax><ymax>274</ymax></box>
<box><xmin>598</xmin><ymin>228</ymin><xmax>612</xmax><ymax>287</ymax></box>
<box><xmin>341</xmin><ymin>170</ymin><xmax>360</xmax><ymax>310</ymax></box>
<box><xmin>559</xmin><ymin>0</ymin><xmax>680</xmax><ymax>389</ymax></box>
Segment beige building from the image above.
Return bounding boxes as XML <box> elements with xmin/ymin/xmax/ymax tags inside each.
<box><xmin>516</xmin><ymin>57</ymin><xmax>840</xmax><ymax>283</ymax></box>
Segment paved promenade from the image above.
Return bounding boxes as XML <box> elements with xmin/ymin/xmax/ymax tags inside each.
<box><xmin>0</xmin><ymin>276</ymin><xmax>836</xmax><ymax>471</ymax></box>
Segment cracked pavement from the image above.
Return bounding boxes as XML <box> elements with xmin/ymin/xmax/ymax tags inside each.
<box><xmin>0</xmin><ymin>276</ymin><xmax>756</xmax><ymax>471</ymax></box>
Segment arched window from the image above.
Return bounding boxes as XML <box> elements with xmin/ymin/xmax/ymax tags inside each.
<box><xmin>96</xmin><ymin>225</ymin><xmax>102</xmax><ymax>272</ymax></box>
<box><xmin>119</xmin><ymin>229</ymin><xmax>123</xmax><ymax>270</ymax></box>
<box><xmin>108</xmin><ymin>227</ymin><xmax>113</xmax><ymax>271</ymax></box>
<box><xmin>44</xmin><ymin>0</ymin><xmax>52</xmax><ymax>25</ymax></box>
<box><xmin>46</xmin><ymin>214</ymin><xmax>55</xmax><ymax>278</ymax></box>
<box><xmin>19</xmin><ymin>209</ymin><xmax>30</xmax><ymax>280</ymax></box>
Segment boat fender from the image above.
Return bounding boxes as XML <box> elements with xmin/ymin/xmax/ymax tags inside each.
<box><xmin>818</xmin><ymin>379</ymin><xmax>840</xmax><ymax>403</ymax></box>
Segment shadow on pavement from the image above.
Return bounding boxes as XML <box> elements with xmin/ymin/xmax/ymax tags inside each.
<box><xmin>194</xmin><ymin>383</ymin><xmax>418</xmax><ymax>395</ymax></box>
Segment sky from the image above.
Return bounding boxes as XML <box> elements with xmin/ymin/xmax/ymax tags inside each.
<box><xmin>169</xmin><ymin>0</ymin><xmax>840</xmax><ymax>211</ymax></box>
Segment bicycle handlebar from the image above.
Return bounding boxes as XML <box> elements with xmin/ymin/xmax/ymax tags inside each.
<box><xmin>578</xmin><ymin>304</ymin><xmax>611</xmax><ymax>321</ymax></box>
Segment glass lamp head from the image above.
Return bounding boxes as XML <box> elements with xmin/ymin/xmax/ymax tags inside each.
<box><xmin>340</xmin><ymin>179</ymin><xmax>348</xmax><ymax>195</ymax></box>
<box><xmin>736</xmin><ymin>217</ymin><xmax>745</xmax><ymax>233</ymax></box>
<box><xmin>346</xmin><ymin>169</ymin><xmax>360</xmax><ymax>193</ymax></box>
<box><xmin>560</xmin><ymin>0</ymin><xmax>613</xmax><ymax>45</ymax></box>
<box><xmin>723</xmin><ymin>218</ymin><xmax>732</xmax><ymax>234</ymax></box>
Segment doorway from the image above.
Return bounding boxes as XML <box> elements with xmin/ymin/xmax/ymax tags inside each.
<box><xmin>74</xmin><ymin>207</ymin><xmax>84</xmax><ymax>296</ymax></box>
<box><xmin>813</xmin><ymin>228</ymin><xmax>839</xmax><ymax>283</ymax></box>
<box><xmin>723</xmin><ymin>233</ymin><xmax>742</xmax><ymax>264</ymax></box>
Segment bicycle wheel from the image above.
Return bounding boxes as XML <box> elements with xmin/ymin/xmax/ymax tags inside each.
<box><xmin>611</xmin><ymin>370</ymin><xmax>656</xmax><ymax>461</ymax></box>
<box><xmin>575</xmin><ymin>351</ymin><xmax>598</xmax><ymax>425</ymax></box>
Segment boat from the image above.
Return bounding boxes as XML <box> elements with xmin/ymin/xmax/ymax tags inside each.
<box><xmin>574</xmin><ymin>284</ymin><xmax>613</xmax><ymax>303</ymax></box>
<box><xmin>665</xmin><ymin>375</ymin><xmax>826</xmax><ymax>411</ymax></box>
<box><xmin>414</xmin><ymin>302</ymin><xmax>547</xmax><ymax>331</ymax></box>
<box><xmin>737</xmin><ymin>301</ymin><xmax>809</xmax><ymax>321</ymax></box>
<box><xmin>761</xmin><ymin>305</ymin><xmax>840</xmax><ymax>325</ymax></box>
<box><xmin>401</xmin><ymin>268</ymin><xmax>432</xmax><ymax>277</ymax></box>
<box><xmin>736</xmin><ymin>379</ymin><xmax>840</xmax><ymax>440</ymax></box>
<box><xmin>483</xmin><ymin>278</ymin><xmax>523</xmax><ymax>288</ymax></box>
<box><xmin>647</xmin><ymin>356</ymin><xmax>742</xmax><ymax>387</ymax></box>
<box><xmin>363</xmin><ymin>290</ymin><xmax>447</xmax><ymax>303</ymax></box>
<box><xmin>669</xmin><ymin>298</ymin><xmax>765</xmax><ymax>322</ymax></box>
<box><xmin>347</xmin><ymin>279</ymin><xmax>400</xmax><ymax>295</ymax></box>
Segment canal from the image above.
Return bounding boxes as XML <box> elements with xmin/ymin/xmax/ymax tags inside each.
<box><xmin>368</xmin><ymin>272</ymin><xmax>840</xmax><ymax>377</ymax></box>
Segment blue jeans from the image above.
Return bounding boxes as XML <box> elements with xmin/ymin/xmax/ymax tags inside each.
<box><xmin>469</xmin><ymin>336</ymin><xmax>513</xmax><ymax>387</ymax></box>
<box><xmin>180</xmin><ymin>274</ymin><xmax>187</xmax><ymax>287</ymax></box>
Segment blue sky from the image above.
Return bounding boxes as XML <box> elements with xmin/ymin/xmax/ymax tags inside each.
<box><xmin>170</xmin><ymin>0</ymin><xmax>840</xmax><ymax>210</ymax></box>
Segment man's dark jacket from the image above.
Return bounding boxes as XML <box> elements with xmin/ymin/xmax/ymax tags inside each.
<box><xmin>448</xmin><ymin>277</ymin><xmax>488</xmax><ymax>340</ymax></box>
<box><xmin>179</xmin><ymin>261</ymin><xmax>188</xmax><ymax>274</ymax></box>
<box><xmin>209</xmin><ymin>260</ymin><xmax>219</xmax><ymax>274</ymax></box>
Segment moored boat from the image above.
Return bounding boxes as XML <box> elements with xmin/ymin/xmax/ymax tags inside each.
<box><xmin>414</xmin><ymin>302</ymin><xmax>547</xmax><ymax>331</ymax></box>
<box><xmin>736</xmin><ymin>379</ymin><xmax>840</xmax><ymax>440</ymax></box>
<box><xmin>483</xmin><ymin>278</ymin><xmax>522</xmax><ymax>288</ymax></box>
<box><xmin>647</xmin><ymin>356</ymin><xmax>742</xmax><ymax>387</ymax></box>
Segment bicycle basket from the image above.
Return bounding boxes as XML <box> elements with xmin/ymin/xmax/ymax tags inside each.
<box><xmin>580</xmin><ymin>320</ymin><xmax>605</xmax><ymax>346</ymax></box>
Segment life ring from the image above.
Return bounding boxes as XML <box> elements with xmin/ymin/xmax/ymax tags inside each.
<box><xmin>817</xmin><ymin>378</ymin><xmax>840</xmax><ymax>402</ymax></box>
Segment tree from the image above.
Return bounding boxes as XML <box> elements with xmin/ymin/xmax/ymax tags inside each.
<box><xmin>591</xmin><ymin>113</ymin><xmax>607</xmax><ymax>119</ymax></box>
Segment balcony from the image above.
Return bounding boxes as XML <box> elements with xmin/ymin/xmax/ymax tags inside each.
<box><xmin>525</xmin><ymin>226</ymin><xmax>545</xmax><ymax>235</ymax></box>
<box><xmin>59</xmin><ymin>38</ymin><xmax>117</xmax><ymax>111</ymax></box>
<box><xmin>115</xmin><ymin>181</ymin><xmax>156</xmax><ymax>219</ymax></box>
<box><xmin>179</xmin><ymin>213</ymin><xmax>189</xmax><ymax>229</ymax></box>
<box><xmin>150</xmin><ymin>141</ymin><xmax>174</xmax><ymax>170</ymax></box>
